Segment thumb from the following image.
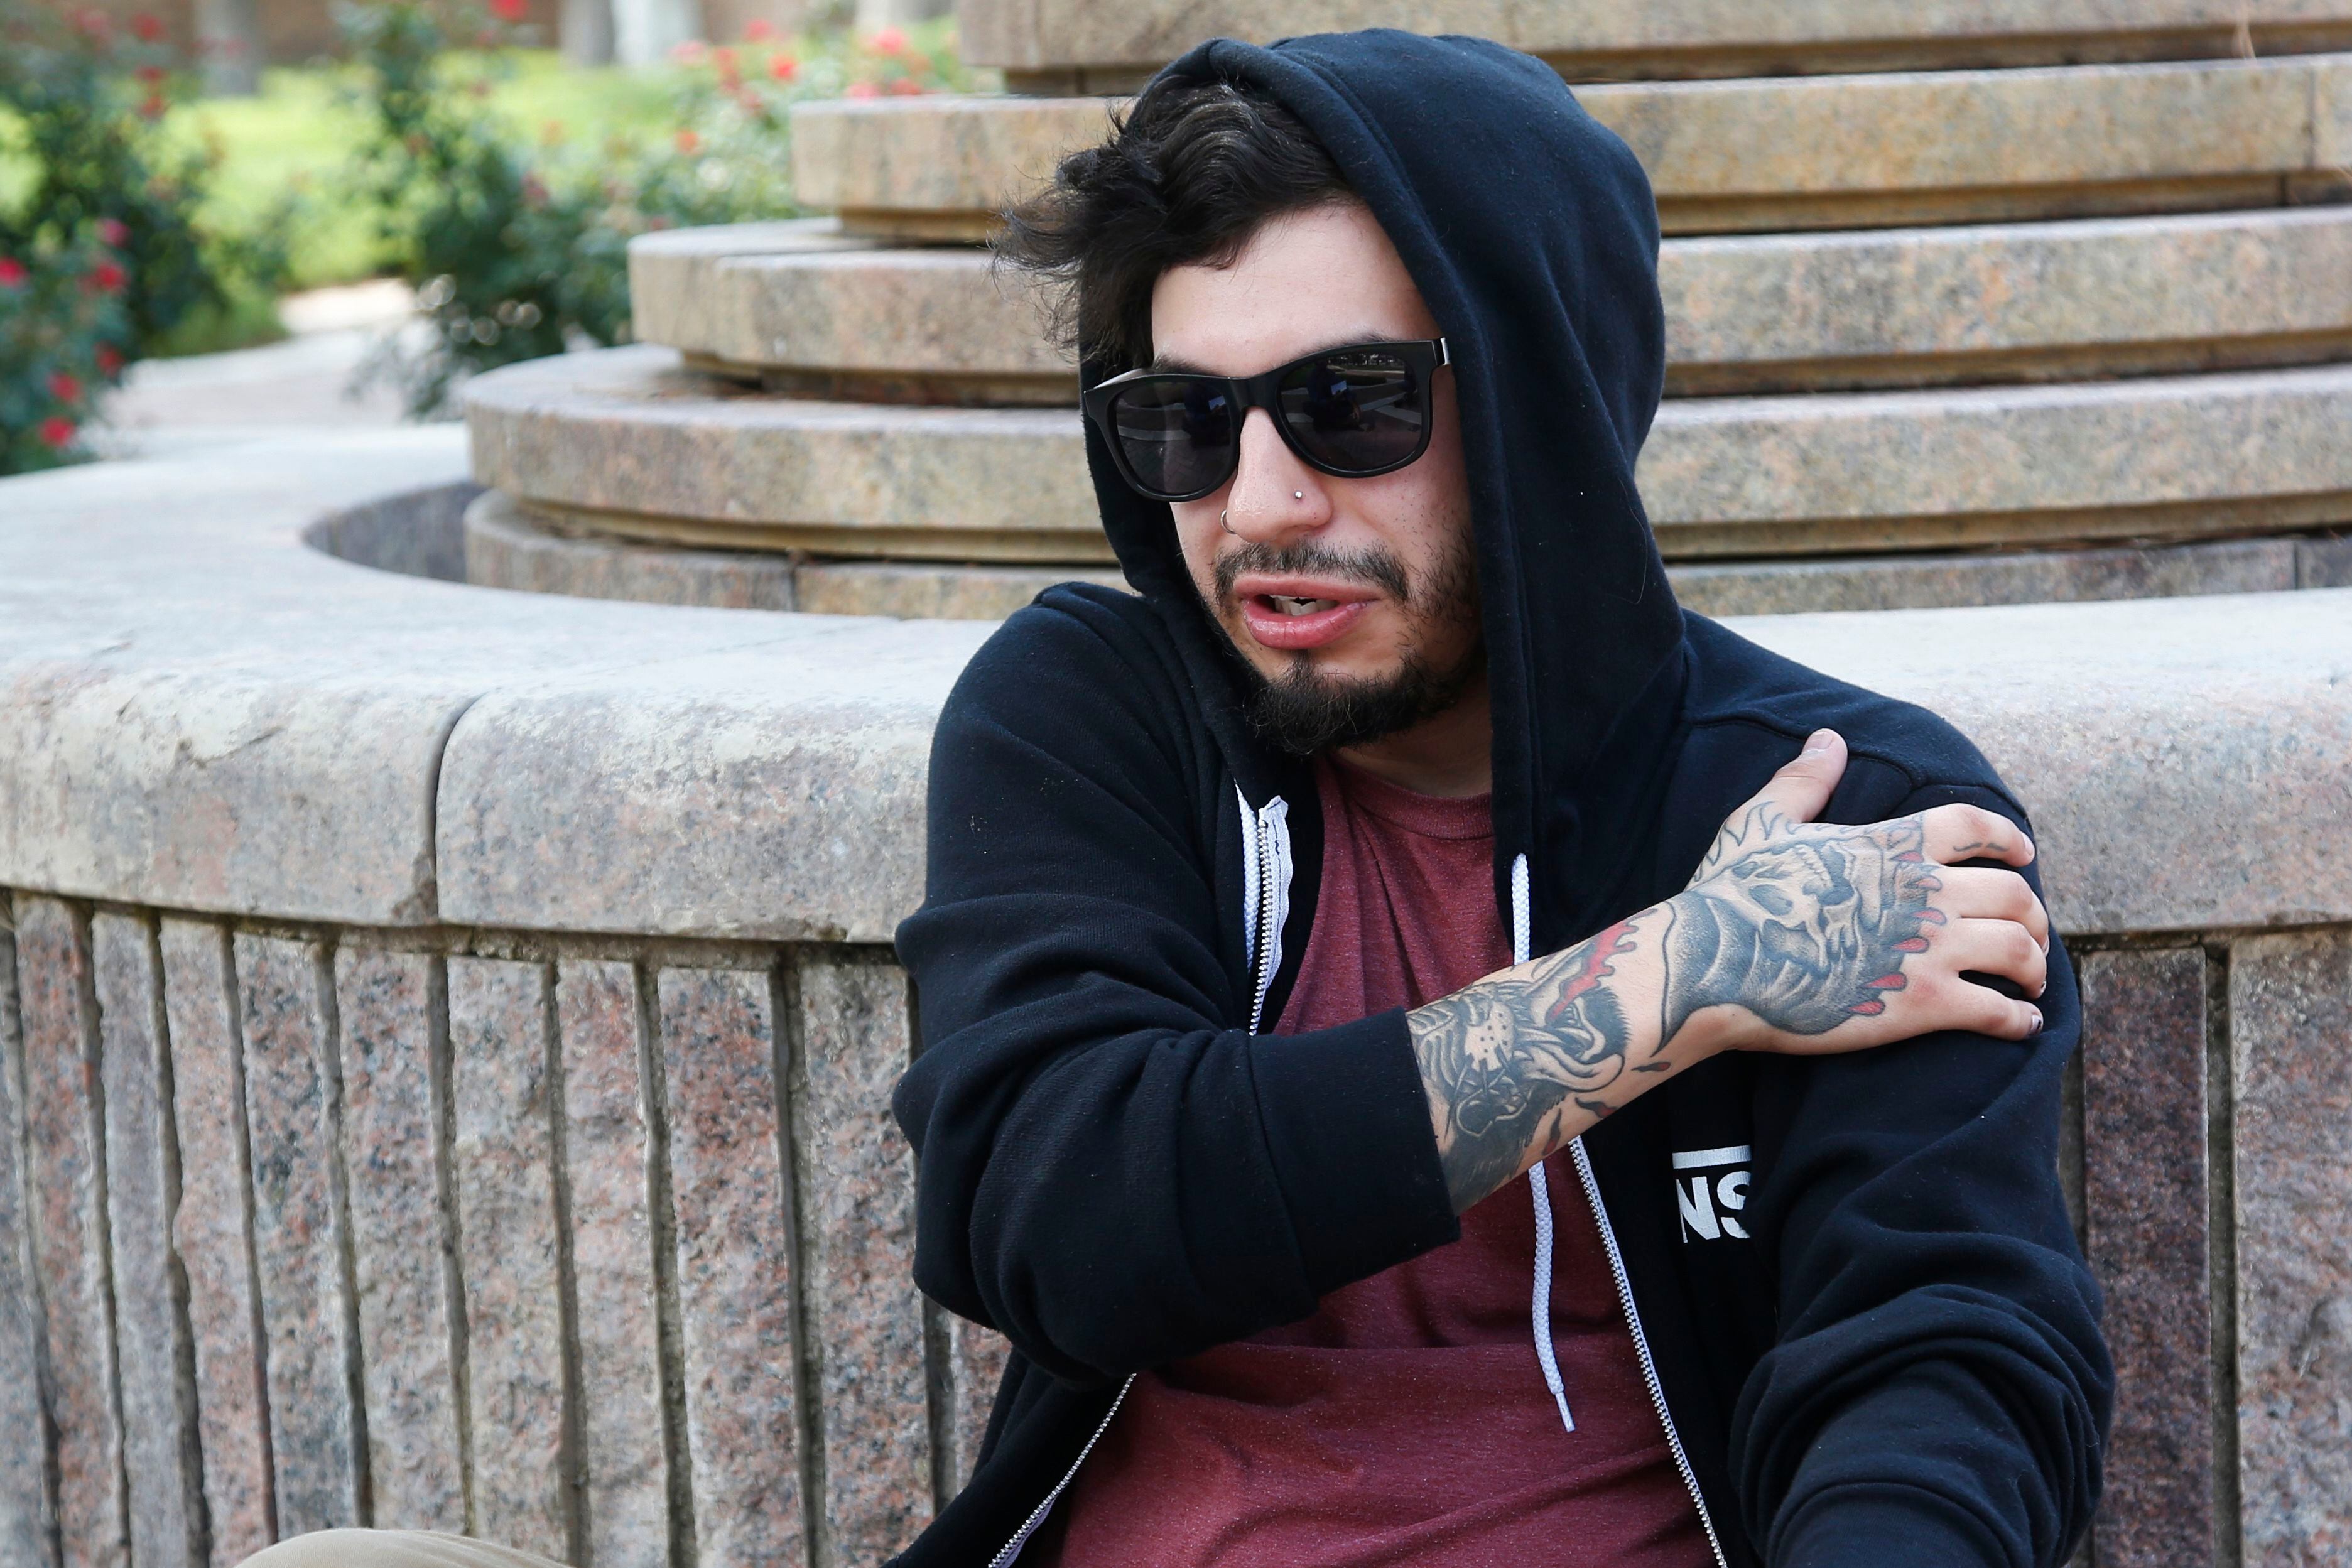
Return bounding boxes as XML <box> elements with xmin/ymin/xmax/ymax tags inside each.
<box><xmin>1750</xmin><ymin>728</ymin><xmax>1848</xmax><ymax>828</ymax></box>
<box><xmin>1688</xmin><ymin>730</ymin><xmax>1850</xmax><ymax>889</ymax></box>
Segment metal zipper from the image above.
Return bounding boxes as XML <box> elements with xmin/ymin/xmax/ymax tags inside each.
<box><xmin>984</xmin><ymin>1373</ymin><xmax>1137</xmax><ymax>1568</ymax></box>
<box><xmin>985</xmin><ymin>799</ymin><xmax>1281</xmax><ymax>1567</ymax></box>
<box><xmin>1247</xmin><ymin>800</ymin><xmax>1281</xmax><ymax>1033</ymax></box>
<box><xmin>1570</xmin><ymin>1138</ymin><xmax>1731</xmax><ymax>1568</ymax></box>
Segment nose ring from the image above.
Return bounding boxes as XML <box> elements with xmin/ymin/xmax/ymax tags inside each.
<box><xmin>1220</xmin><ymin>508</ymin><xmax>1233</xmax><ymax>535</ymax></box>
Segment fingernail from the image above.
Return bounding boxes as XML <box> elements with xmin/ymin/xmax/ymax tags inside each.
<box><xmin>1801</xmin><ymin>728</ymin><xmax>1836</xmax><ymax>756</ymax></box>
<box><xmin>2029</xmin><ymin>1009</ymin><xmax>2045</xmax><ymax>1034</ymax></box>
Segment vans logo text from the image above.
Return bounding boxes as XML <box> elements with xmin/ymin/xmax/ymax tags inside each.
<box><xmin>1674</xmin><ymin>1144</ymin><xmax>1751</xmax><ymax>1242</ymax></box>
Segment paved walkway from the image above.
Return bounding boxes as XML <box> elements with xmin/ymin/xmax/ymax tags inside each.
<box><xmin>92</xmin><ymin>279</ymin><xmax>439</xmax><ymax>461</ymax></box>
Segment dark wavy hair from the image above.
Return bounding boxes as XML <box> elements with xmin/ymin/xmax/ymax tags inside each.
<box><xmin>992</xmin><ymin>74</ymin><xmax>1354</xmax><ymax>376</ymax></box>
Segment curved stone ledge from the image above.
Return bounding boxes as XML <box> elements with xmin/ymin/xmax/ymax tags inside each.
<box><xmin>630</xmin><ymin>207</ymin><xmax>2352</xmax><ymax>397</ymax></box>
<box><xmin>962</xmin><ymin>0</ymin><xmax>2352</xmax><ymax>87</ymax></box>
<box><xmin>0</xmin><ymin>431</ymin><xmax>990</xmax><ymax>941</ymax></box>
<box><xmin>3</xmin><ymin>430</ymin><xmax>2349</xmax><ymax>942</ymax></box>
<box><xmin>464</xmin><ymin>348</ymin><xmax>1112</xmax><ymax>562</ymax></box>
<box><xmin>467</xmin><ymin>345</ymin><xmax>2352</xmax><ymax>562</ymax></box>
<box><xmin>793</xmin><ymin>56</ymin><xmax>2352</xmax><ymax>238</ymax></box>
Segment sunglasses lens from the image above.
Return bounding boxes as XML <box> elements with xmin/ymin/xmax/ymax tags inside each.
<box><xmin>1108</xmin><ymin>379</ymin><xmax>1238</xmax><ymax>499</ymax></box>
<box><xmin>1278</xmin><ymin>348</ymin><xmax>1427</xmax><ymax>474</ymax></box>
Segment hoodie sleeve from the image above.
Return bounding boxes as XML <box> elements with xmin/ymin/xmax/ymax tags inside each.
<box><xmin>1733</xmin><ymin>781</ymin><xmax>2113</xmax><ymax>1568</ymax></box>
<box><xmin>891</xmin><ymin>598</ymin><xmax>1460</xmax><ymax>1385</ymax></box>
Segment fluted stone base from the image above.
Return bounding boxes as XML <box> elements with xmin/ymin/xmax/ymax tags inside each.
<box><xmin>793</xmin><ymin>57</ymin><xmax>2352</xmax><ymax>241</ymax></box>
<box><xmin>465</xmin><ymin>345</ymin><xmax>2352</xmax><ymax>567</ymax></box>
<box><xmin>631</xmin><ymin>208</ymin><xmax>2352</xmax><ymax>399</ymax></box>
<box><xmin>962</xmin><ymin>0</ymin><xmax>2352</xmax><ymax>90</ymax></box>
<box><xmin>463</xmin><ymin>485</ymin><xmax>2352</xmax><ymax>619</ymax></box>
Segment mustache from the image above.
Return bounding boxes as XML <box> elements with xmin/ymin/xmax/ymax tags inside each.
<box><xmin>1213</xmin><ymin>539</ymin><xmax>1413</xmax><ymax>605</ymax></box>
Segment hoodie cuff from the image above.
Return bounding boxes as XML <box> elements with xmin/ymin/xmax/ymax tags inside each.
<box><xmin>1250</xmin><ymin>1006</ymin><xmax>1461</xmax><ymax>1296</ymax></box>
<box><xmin>1776</xmin><ymin>1486</ymin><xmax>2008</xmax><ymax>1568</ymax></box>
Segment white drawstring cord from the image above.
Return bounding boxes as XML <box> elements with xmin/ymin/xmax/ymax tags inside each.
<box><xmin>1512</xmin><ymin>854</ymin><xmax>1576</xmax><ymax>1435</ymax></box>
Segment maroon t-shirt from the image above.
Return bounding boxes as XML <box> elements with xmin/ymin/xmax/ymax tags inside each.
<box><xmin>1047</xmin><ymin>757</ymin><xmax>1711</xmax><ymax>1567</ymax></box>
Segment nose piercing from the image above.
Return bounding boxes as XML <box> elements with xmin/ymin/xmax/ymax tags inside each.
<box><xmin>1220</xmin><ymin>509</ymin><xmax>1233</xmax><ymax>534</ymax></box>
<box><xmin>1293</xmin><ymin>491</ymin><xmax>1304</xmax><ymax>500</ymax></box>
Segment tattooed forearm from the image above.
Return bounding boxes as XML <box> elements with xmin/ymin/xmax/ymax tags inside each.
<box><xmin>1406</xmin><ymin>802</ymin><xmax>1986</xmax><ymax>1211</ymax></box>
<box><xmin>1409</xmin><ymin>918</ymin><xmax>1645</xmax><ymax>1212</ymax></box>
<box><xmin>1662</xmin><ymin>816</ymin><xmax>1941</xmax><ymax>1041</ymax></box>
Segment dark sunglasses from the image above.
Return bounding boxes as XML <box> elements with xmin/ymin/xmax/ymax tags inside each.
<box><xmin>1081</xmin><ymin>338</ymin><xmax>1451</xmax><ymax>503</ymax></box>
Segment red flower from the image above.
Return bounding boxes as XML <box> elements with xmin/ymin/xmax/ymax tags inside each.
<box><xmin>742</xmin><ymin>18</ymin><xmax>774</xmax><ymax>40</ymax></box>
<box><xmin>95</xmin><ymin>343</ymin><xmax>124</xmax><ymax>374</ymax></box>
<box><xmin>712</xmin><ymin>45</ymin><xmax>739</xmax><ymax>84</ymax></box>
<box><xmin>134</xmin><ymin>63</ymin><xmax>165</xmax><ymax>84</ymax></box>
<box><xmin>131</xmin><ymin>11</ymin><xmax>165</xmax><ymax>40</ymax></box>
<box><xmin>868</xmin><ymin>24</ymin><xmax>906</xmax><ymax>53</ymax></box>
<box><xmin>50</xmin><ymin>372</ymin><xmax>85</xmax><ymax>403</ymax></box>
<box><xmin>38</xmin><ymin>417</ymin><xmax>77</xmax><ymax>449</ymax></box>
<box><xmin>87</xmin><ymin>261</ymin><xmax>127</xmax><ymax>293</ymax></box>
<box><xmin>0</xmin><ymin>257</ymin><xmax>25</xmax><ymax>288</ymax></box>
<box><xmin>489</xmin><ymin>0</ymin><xmax>528</xmax><ymax>19</ymax></box>
<box><xmin>73</xmin><ymin>9</ymin><xmax>109</xmax><ymax>40</ymax></box>
<box><xmin>669</xmin><ymin>39</ymin><xmax>705</xmax><ymax>63</ymax></box>
<box><xmin>96</xmin><ymin>217</ymin><xmax>130</xmax><ymax>247</ymax></box>
<box><xmin>767</xmin><ymin>51</ymin><xmax>797</xmax><ymax>81</ymax></box>
<box><xmin>139</xmin><ymin>92</ymin><xmax>166</xmax><ymax>119</ymax></box>
<box><xmin>845</xmin><ymin>78</ymin><xmax>879</xmax><ymax>99</ymax></box>
<box><xmin>887</xmin><ymin>75</ymin><xmax>922</xmax><ymax>95</ymax></box>
<box><xmin>674</xmin><ymin>127</ymin><xmax>700</xmax><ymax>153</ymax></box>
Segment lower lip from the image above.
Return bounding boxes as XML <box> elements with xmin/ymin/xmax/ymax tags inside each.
<box><xmin>1238</xmin><ymin>597</ymin><xmax>1372</xmax><ymax>651</ymax></box>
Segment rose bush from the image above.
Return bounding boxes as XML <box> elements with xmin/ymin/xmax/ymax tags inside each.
<box><xmin>0</xmin><ymin>228</ymin><xmax>130</xmax><ymax>472</ymax></box>
<box><xmin>0</xmin><ymin>0</ymin><xmax>288</xmax><ymax>472</ymax></box>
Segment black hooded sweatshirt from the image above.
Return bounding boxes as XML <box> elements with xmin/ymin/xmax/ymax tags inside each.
<box><xmin>892</xmin><ymin>31</ymin><xmax>2110</xmax><ymax>1568</ymax></box>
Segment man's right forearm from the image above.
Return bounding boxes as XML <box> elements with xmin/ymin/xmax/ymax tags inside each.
<box><xmin>1409</xmin><ymin>903</ymin><xmax>1711</xmax><ymax>1213</ymax></box>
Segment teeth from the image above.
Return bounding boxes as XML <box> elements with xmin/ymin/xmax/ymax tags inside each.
<box><xmin>1269</xmin><ymin>595</ymin><xmax>1333</xmax><ymax>616</ymax></box>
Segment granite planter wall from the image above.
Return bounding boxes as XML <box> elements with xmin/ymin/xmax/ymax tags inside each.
<box><xmin>4</xmin><ymin>434</ymin><xmax>2350</xmax><ymax>1568</ymax></box>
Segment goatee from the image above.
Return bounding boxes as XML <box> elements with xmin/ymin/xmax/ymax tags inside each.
<box><xmin>1207</xmin><ymin>534</ymin><xmax>1482</xmax><ymax>757</ymax></box>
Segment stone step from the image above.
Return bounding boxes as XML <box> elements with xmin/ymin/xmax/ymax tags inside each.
<box><xmin>468</xmin><ymin>485</ymin><xmax>2352</xmax><ymax>620</ymax></box>
<box><xmin>466</xmin><ymin>345</ymin><xmax>2352</xmax><ymax>562</ymax></box>
<box><xmin>627</xmin><ymin>219</ymin><xmax>1075</xmax><ymax>404</ymax></box>
<box><xmin>792</xmin><ymin>54</ymin><xmax>2352</xmax><ymax>240</ymax></box>
<box><xmin>629</xmin><ymin>207</ymin><xmax>2352</xmax><ymax>397</ymax></box>
<box><xmin>963</xmin><ymin>0</ymin><xmax>2352</xmax><ymax>92</ymax></box>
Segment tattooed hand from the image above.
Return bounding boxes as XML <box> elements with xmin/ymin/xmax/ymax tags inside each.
<box><xmin>1409</xmin><ymin>729</ymin><xmax>2051</xmax><ymax>1212</ymax></box>
<box><xmin>1674</xmin><ymin>729</ymin><xmax>2050</xmax><ymax>1056</ymax></box>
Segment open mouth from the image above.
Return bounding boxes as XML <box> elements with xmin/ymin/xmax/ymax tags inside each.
<box><xmin>1237</xmin><ymin>591</ymin><xmax>1372</xmax><ymax>651</ymax></box>
<box><xmin>1262</xmin><ymin>594</ymin><xmax>1340</xmax><ymax>617</ymax></box>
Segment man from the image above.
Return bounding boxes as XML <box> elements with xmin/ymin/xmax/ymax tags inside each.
<box><xmin>892</xmin><ymin>29</ymin><xmax>2107</xmax><ymax>1568</ymax></box>
<box><xmin>241</xmin><ymin>30</ymin><xmax>2106</xmax><ymax>1568</ymax></box>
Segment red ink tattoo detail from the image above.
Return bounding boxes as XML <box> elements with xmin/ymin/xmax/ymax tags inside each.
<box><xmin>1546</xmin><ymin>919</ymin><xmax>1639</xmax><ymax>1025</ymax></box>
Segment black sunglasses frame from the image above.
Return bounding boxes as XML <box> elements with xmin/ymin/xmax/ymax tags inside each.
<box><xmin>1081</xmin><ymin>338</ymin><xmax>1452</xmax><ymax>504</ymax></box>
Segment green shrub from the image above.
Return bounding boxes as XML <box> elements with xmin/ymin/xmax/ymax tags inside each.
<box><xmin>341</xmin><ymin>0</ymin><xmax>968</xmax><ymax>416</ymax></box>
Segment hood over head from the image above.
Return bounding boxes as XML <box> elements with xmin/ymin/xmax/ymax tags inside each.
<box><xmin>1082</xmin><ymin>29</ymin><xmax>1691</xmax><ymax>946</ymax></box>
